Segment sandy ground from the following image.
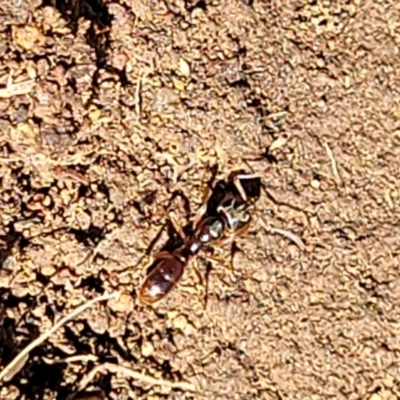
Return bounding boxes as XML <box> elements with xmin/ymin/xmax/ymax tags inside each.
<box><xmin>0</xmin><ymin>0</ymin><xmax>400</xmax><ymax>399</ymax></box>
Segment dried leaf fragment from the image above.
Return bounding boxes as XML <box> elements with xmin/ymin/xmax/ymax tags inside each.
<box><xmin>12</xmin><ymin>25</ymin><xmax>46</xmax><ymax>51</ymax></box>
<box><xmin>172</xmin><ymin>77</ymin><xmax>186</xmax><ymax>91</ymax></box>
<box><xmin>269</xmin><ymin>135</ymin><xmax>288</xmax><ymax>152</ymax></box>
<box><xmin>0</xmin><ymin>79</ymin><xmax>35</xmax><ymax>98</ymax></box>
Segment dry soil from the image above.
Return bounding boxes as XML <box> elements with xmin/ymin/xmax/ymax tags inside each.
<box><xmin>0</xmin><ymin>0</ymin><xmax>400</xmax><ymax>399</ymax></box>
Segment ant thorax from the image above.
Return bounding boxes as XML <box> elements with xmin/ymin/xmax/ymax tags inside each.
<box><xmin>217</xmin><ymin>195</ymin><xmax>251</xmax><ymax>232</ymax></box>
<box><xmin>192</xmin><ymin>216</ymin><xmax>225</xmax><ymax>250</ymax></box>
<box><xmin>201</xmin><ymin>218</ymin><xmax>224</xmax><ymax>243</ymax></box>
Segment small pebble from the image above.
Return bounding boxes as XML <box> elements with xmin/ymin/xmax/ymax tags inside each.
<box><xmin>141</xmin><ymin>341</ymin><xmax>154</xmax><ymax>357</ymax></box>
<box><xmin>310</xmin><ymin>179</ymin><xmax>320</xmax><ymax>189</ymax></box>
<box><xmin>172</xmin><ymin>77</ymin><xmax>186</xmax><ymax>91</ymax></box>
<box><xmin>108</xmin><ymin>292</ymin><xmax>133</xmax><ymax>314</ymax></box>
<box><xmin>178</xmin><ymin>58</ymin><xmax>190</xmax><ymax>77</ymax></box>
<box><xmin>172</xmin><ymin>314</ymin><xmax>188</xmax><ymax>330</ymax></box>
<box><xmin>382</xmin><ymin>374</ymin><xmax>394</xmax><ymax>388</ymax></box>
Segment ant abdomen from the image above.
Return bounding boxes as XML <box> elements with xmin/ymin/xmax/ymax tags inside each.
<box><xmin>138</xmin><ymin>253</ymin><xmax>186</xmax><ymax>305</ymax></box>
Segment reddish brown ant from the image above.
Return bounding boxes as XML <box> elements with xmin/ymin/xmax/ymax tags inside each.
<box><xmin>138</xmin><ymin>170</ymin><xmax>261</xmax><ymax>306</ymax></box>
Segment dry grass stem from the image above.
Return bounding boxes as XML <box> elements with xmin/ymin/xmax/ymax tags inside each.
<box><xmin>77</xmin><ymin>362</ymin><xmax>198</xmax><ymax>393</ymax></box>
<box><xmin>135</xmin><ymin>75</ymin><xmax>142</xmax><ymax>117</ymax></box>
<box><xmin>259</xmin><ymin>218</ymin><xmax>306</xmax><ymax>251</ymax></box>
<box><xmin>323</xmin><ymin>142</ymin><xmax>341</xmax><ymax>184</ymax></box>
<box><xmin>0</xmin><ymin>292</ymin><xmax>119</xmax><ymax>382</ymax></box>
<box><xmin>42</xmin><ymin>354</ymin><xmax>99</xmax><ymax>365</ymax></box>
<box><xmin>269</xmin><ymin>227</ymin><xmax>306</xmax><ymax>251</ymax></box>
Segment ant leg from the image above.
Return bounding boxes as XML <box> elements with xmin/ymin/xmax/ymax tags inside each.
<box><xmin>192</xmin><ymin>259</ymin><xmax>204</xmax><ymax>287</ymax></box>
<box><xmin>193</xmin><ymin>164</ymin><xmax>219</xmax><ymax>226</ymax></box>
<box><xmin>167</xmin><ymin>189</ymin><xmax>192</xmax><ymax>221</ymax></box>
<box><xmin>167</xmin><ymin>211</ymin><xmax>186</xmax><ymax>242</ymax></box>
<box><xmin>230</xmin><ymin>171</ymin><xmax>260</xmax><ymax>202</ymax></box>
<box><xmin>229</xmin><ymin>240</ymin><xmax>239</xmax><ymax>271</ymax></box>
<box><xmin>257</xmin><ymin>213</ymin><xmax>307</xmax><ymax>251</ymax></box>
<box><xmin>122</xmin><ymin>220</ymin><xmax>168</xmax><ymax>278</ymax></box>
<box><xmin>192</xmin><ymin>257</ymin><xmax>213</xmax><ymax>309</ymax></box>
<box><xmin>192</xmin><ymin>186</ymin><xmax>211</xmax><ymax>228</ymax></box>
<box><xmin>206</xmin><ymin>253</ymin><xmax>234</xmax><ymax>272</ymax></box>
<box><xmin>203</xmin><ymin>260</ymin><xmax>212</xmax><ymax>309</ymax></box>
<box><xmin>191</xmin><ymin>259</ymin><xmax>210</xmax><ymax>309</ymax></box>
<box><xmin>208</xmin><ymin>230</ymin><xmax>243</xmax><ymax>271</ymax></box>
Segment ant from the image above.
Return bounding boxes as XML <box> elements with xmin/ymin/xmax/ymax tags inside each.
<box><xmin>138</xmin><ymin>170</ymin><xmax>262</xmax><ymax>306</ymax></box>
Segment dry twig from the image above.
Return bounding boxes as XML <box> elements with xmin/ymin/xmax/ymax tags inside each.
<box><xmin>0</xmin><ymin>79</ymin><xmax>35</xmax><ymax>98</ymax></box>
<box><xmin>0</xmin><ymin>292</ymin><xmax>119</xmax><ymax>382</ymax></box>
<box><xmin>77</xmin><ymin>362</ymin><xmax>198</xmax><ymax>393</ymax></box>
<box><xmin>135</xmin><ymin>75</ymin><xmax>142</xmax><ymax>117</ymax></box>
<box><xmin>323</xmin><ymin>142</ymin><xmax>341</xmax><ymax>184</ymax></box>
<box><xmin>259</xmin><ymin>218</ymin><xmax>306</xmax><ymax>251</ymax></box>
<box><xmin>268</xmin><ymin>227</ymin><xmax>306</xmax><ymax>251</ymax></box>
<box><xmin>42</xmin><ymin>354</ymin><xmax>99</xmax><ymax>365</ymax></box>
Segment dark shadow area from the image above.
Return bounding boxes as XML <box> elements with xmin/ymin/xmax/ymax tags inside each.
<box><xmin>14</xmin><ymin>359</ymin><xmax>65</xmax><ymax>400</ymax></box>
<box><xmin>1</xmin><ymin>312</ymin><xmax>146</xmax><ymax>399</ymax></box>
<box><xmin>41</xmin><ymin>0</ymin><xmax>112</xmax><ymax>66</ymax></box>
<box><xmin>0</xmin><ymin>222</ymin><xmax>22</xmax><ymax>269</ymax></box>
<box><xmin>40</xmin><ymin>0</ymin><xmax>129</xmax><ymax>87</ymax></box>
<box><xmin>65</xmin><ymin>389</ymin><xmax>106</xmax><ymax>400</ymax></box>
<box><xmin>68</xmin><ymin>225</ymin><xmax>107</xmax><ymax>247</ymax></box>
<box><xmin>0</xmin><ymin>313</ymin><xmax>68</xmax><ymax>400</ymax></box>
<box><xmin>0</xmin><ymin>221</ymin><xmax>57</xmax><ymax>399</ymax></box>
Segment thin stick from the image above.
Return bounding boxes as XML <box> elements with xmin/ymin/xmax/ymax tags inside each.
<box><xmin>135</xmin><ymin>75</ymin><xmax>142</xmax><ymax>117</ymax></box>
<box><xmin>268</xmin><ymin>227</ymin><xmax>306</xmax><ymax>251</ymax></box>
<box><xmin>42</xmin><ymin>354</ymin><xmax>99</xmax><ymax>365</ymax></box>
<box><xmin>0</xmin><ymin>292</ymin><xmax>119</xmax><ymax>382</ymax></box>
<box><xmin>258</xmin><ymin>218</ymin><xmax>306</xmax><ymax>251</ymax></box>
<box><xmin>323</xmin><ymin>142</ymin><xmax>341</xmax><ymax>184</ymax></box>
<box><xmin>77</xmin><ymin>362</ymin><xmax>198</xmax><ymax>392</ymax></box>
